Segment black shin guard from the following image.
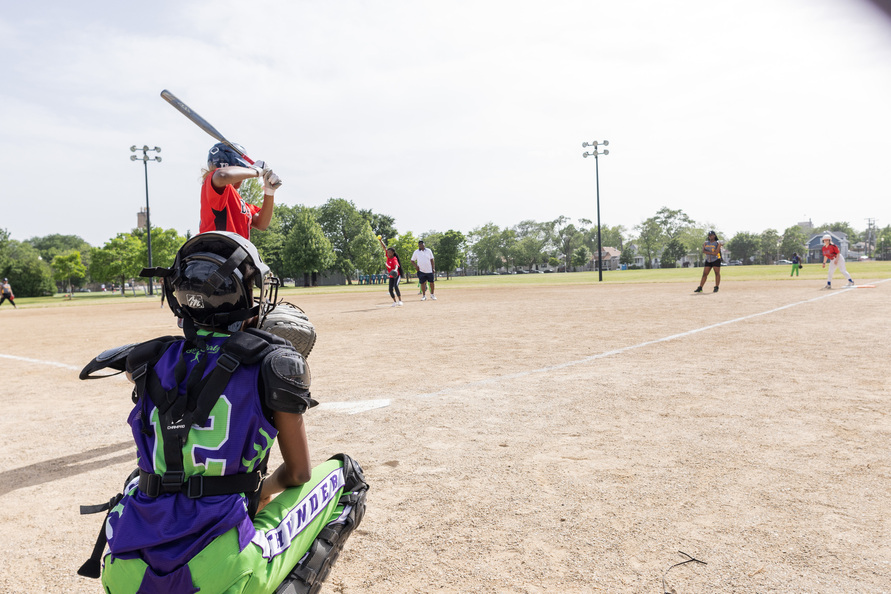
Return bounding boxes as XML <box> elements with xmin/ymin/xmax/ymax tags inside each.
<box><xmin>275</xmin><ymin>454</ymin><xmax>368</xmax><ymax>594</ymax></box>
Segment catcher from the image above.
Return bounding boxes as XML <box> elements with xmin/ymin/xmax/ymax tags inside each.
<box><xmin>77</xmin><ymin>231</ymin><xmax>367</xmax><ymax>594</ymax></box>
<box><xmin>198</xmin><ymin>142</ymin><xmax>316</xmax><ymax>355</ymax></box>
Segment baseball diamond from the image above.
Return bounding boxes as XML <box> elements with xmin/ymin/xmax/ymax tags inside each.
<box><xmin>0</xmin><ymin>279</ymin><xmax>888</xmax><ymax>592</ymax></box>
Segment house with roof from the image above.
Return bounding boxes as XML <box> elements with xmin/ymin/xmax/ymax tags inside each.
<box><xmin>806</xmin><ymin>231</ymin><xmax>849</xmax><ymax>263</ymax></box>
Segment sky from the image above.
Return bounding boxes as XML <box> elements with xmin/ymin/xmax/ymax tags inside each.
<box><xmin>2</xmin><ymin>0</ymin><xmax>890</xmax><ymax>247</ymax></box>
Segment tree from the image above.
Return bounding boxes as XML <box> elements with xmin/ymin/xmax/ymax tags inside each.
<box><xmin>1</xmin><ymin>240</ymin><xmax>56</xmax><ymax>297</ymax></box>
<box><xmin>619</xmin><ymin>247</ymin><xmax>636</xmax><ymax>267</ymax></box>
<box><xmin>661</xmin><ymin>239</ymin><xmax>686</xmax><ymax>268</ymax></box>
<box><xmin>359</xmin><ymin>209</ymin><xmax>398</xmax><ymax>242</ymax></box>
<box><xmin>0</xmin><ymin>228</ymin><xmax>10</xmax><ymax>274</ymax></box>
<box><xmin>27</xmin><ymin>233</ymin><xmax>92</xmax><ymax>283</ymax></box>
<box><xmin>634</xmin><ymin>217</ymin><xmax>663</xmax><ymax>269</ymax></box>
<box><xmin>89</xmin><ymin>234</ymin><xmax>143</xmax><ymax>294</ymax></box>
<box><xmin>877</xmin><ymin>225</ymin><xmax>891</xmax><ymax>260</ymax></box>
<box><xmin>316</xmin><ymin>198</ymin><xmax>379</xmax><ymax>283</ymax></box>
<box><xmin>26</xmin><ymin>233</ymin><xmax>91</xmax><ymax>263</ymax></box>
<box><xmin>780</xmin><ymin>226</ymin><xmax>808</xmax><ymax>262</ymax></box>
<box><xmin>131</xmin><ymin>227</ymin><xmax>186</xmax><ymax>270</ymax></box>
<box><xmin>513</xmin><ymin>220</ymin><xmax>553</xmax><ymax>270</ymax></box>
<box><xmin>52</xmin><ymin>251</ymin><xmax>86</xmax><ymax>297</ymax></box>
<box><xmin>817</xmin><ymin>221</ymin><xmax>857</xmax><ymax>242</ymax></box>
<box><xmin>282</xmin><ymin>208</ymin><xmax>335</xmax><ymax>287</ymax></box>
<box><xmin>571</xmin><ymin>245</ymin><xmax>592</xmax><ymax>270</ymax></box>
<box><xmin>726</xmin><ymin>232</ymin><xmax>760</xmax><ymax>264</ymax></box>
<box><xmin>759</xmin><ymin>228</ymin><xmax>781</xmax><ymax>265</ymax></box>
<box><xmin>552</xmin><ymin>217</ymin><xmax>583</xmax><ymax>272</ymax></box>
<box><xmin>251</xmin><ymin>205</ymin><xmax>292</xmax><ymax>278</ymax></box>
<box><xmin>435</xmin><ymin>230</ymin><xmax>465</xmax><ymax>278</ymax></box>
<box><xmin>468</xmin><ymin>223</ymin><xmax>502</xmax><ymax>273</ymax></box>
<box><xmin>654</xmin><ymin>207</ymin><xmax>693</xmax><ymax>242</ymax></box>
<box><xmin>499</xmin><ymin>228</ymin><xmax>519</xmax><ymax>271</ymax></box>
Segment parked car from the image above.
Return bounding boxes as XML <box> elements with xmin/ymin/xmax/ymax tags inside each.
<box><xmin>728</xmin><ymin>260</ymin><xmax>742</xmax><ymax>266</ymax></box>
<box><xmin>776</xmin><ymin>259</ymin><xmax>793</xmax><ymax>265</ymax></box>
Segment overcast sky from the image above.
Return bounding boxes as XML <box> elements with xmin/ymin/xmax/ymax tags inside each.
<box><xmin>2</xmin><ymin>0</ymin><xmax>890</xmax><ymax>247</ymax></box>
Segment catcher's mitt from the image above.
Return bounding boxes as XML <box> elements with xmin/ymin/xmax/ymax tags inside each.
<box><xmin>260</xmin><ymin>301</ymin><xmax>317</xmax><ymax>358</ymax></box>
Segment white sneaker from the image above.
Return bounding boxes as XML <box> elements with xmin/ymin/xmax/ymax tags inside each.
<box><xmin>431</xmin><ymin>295</ymin><xmax>437</xmax><ymax>300</ymax></box>
<box><xmin>397</xmin><ymin>301</ymin><xmax>403</xmax><ymax>306</ymax></box>
<box><xmin>421</xmin><ymin>296</ymin><xmax>427</xmax><ymax>301</ymax></box>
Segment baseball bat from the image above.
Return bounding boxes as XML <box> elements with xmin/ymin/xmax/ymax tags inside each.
<box><xmin>159</xmin><ymin>89</ymin><xmax>254</xmax><ymax>165</ymax></box>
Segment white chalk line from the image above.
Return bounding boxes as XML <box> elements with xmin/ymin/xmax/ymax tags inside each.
<box><xmin>416</xmin><ymin>279</ymin><xmax>890</xmax><ymax>399</ymax></box>
<box><xmin>0</xmin><ymin>353</ymin><xmax>81</xmax><ymax>371</ymax></box>
<box><xmin>0</xmin><ymin>355</ymin><xmax>390</xmax><ymax>414</ymax></box>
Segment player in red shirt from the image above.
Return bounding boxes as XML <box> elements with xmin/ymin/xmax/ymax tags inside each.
<box><xmin>377</xmin><ymin>236</ymin><xmax>403</xmax><ymax>306</ymax></box>
<box><xmin>200</xmin><ymin>143</ymin><xmax>282</xmax><ymax>239</ymax></box>
<box><xmin>820</xmin><ymin>234</ymin><xmax>854</xmax><ymax>289</ymax></box>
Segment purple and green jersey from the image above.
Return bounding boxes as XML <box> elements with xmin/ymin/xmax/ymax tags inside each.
<box><xmin>106</xmin><ymin>335</ymin><xmax>277</xmax><ymax>574</ymax></box>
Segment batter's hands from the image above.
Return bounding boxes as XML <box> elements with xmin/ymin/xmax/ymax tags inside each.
<box><xmin>263</xmin><ymin>169</ymin><xmax>283</xmax><ymax>195</ymax></box>
<box><xmin>250</xmin><ymin>160</ymin><xmax>268</xmax><ymax>177</ymax></box>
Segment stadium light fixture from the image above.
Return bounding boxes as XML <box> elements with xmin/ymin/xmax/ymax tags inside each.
<box><xmin>582</xmin><ymin>140</ymin><xmax>610</xmax><ymax>281</ymax></box>
<box><xmin>130</xmin><ymin>145</ymin><xmax>162</xmax><ymax>296</ymax></box>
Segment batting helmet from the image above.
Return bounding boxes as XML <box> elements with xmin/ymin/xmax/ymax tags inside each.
<box><xmin>207</xmin><ymin>142</ymin><xmax>252</xmax><ymax>170</ymax></box>
<box><xmin>152</xmin><ymin>232</ymin><xmax>278</xmax><ymax>332</ymax></box>
<box><xmin>822</xmin><ymin>234</ymin><xmax>832</xmax><ymax>242</ymax></box>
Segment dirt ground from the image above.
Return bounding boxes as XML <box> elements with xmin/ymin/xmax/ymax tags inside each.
<box><xmin>0</xmin><ymin>278</ymin><xmax>889</xmax><ymax>593</ymax></box>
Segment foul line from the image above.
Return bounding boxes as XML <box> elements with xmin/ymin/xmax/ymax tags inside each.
<box><xmin>0</xmin><ymin>353</ymin><xmax>80</xmax><ymax>371</ymax></box>
<box><xmin>417</xmin><ymin>280</ymin><xmax>890</xmax><ymax>399</ymax></box>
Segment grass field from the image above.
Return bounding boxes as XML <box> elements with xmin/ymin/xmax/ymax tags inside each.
<box><xmin>10</xmin><ymin>261</ymin><xmax>891</xmax><ymax>306</ymax></box>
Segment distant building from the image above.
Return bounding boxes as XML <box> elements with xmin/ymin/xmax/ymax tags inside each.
<box><xmin>797</xmin><ymin>219</ymin><xmax>814</xmax><ymax>232</ymax></box>
<box><xmin>137</xmin><ymin>208</ymin><xmax>149</xmax><ymax>230</ymax></box>
<box><xmin>590</xmin><ymin>247</ymin><xmax>622</xmax><ymax>270</ymax></box>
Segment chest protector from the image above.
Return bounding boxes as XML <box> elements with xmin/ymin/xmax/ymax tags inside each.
<box><xmin>77</xmin><ymin>328</ymin><xmax>315</xmax><ymax>579</ymax></box>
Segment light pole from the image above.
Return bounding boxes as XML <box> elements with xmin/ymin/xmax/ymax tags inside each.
<box><xmin>130</xmin><ymin>145</ymin><xmax>161</xmax><ymax>295</ymax></box>
<box><xmin>582</xmin><ymin>140</ymin><xmax>609</xmax><ymax>281</ymax></box>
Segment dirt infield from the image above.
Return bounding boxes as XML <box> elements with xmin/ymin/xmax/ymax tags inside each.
<box><xmin>1</xmin><ymin>279</ymin><xmax>889</xmax><ymax>593</ymax></box>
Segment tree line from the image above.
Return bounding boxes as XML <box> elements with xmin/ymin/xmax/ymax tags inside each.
<box><xmin>2</xmin><ymin>191</ymin><xmax>888</xmax><ymax>298</ymax></box>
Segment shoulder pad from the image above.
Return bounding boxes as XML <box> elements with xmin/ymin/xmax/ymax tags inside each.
<box><xmin>262</xmin><ymin>349</ymin><xmax>318</xmax><ymax>414</ymax></box>
<box><xmin>125</xmin><ymin>336</ymin><xmax>182</xmax><ymax>376</ymax></box>
<box><xmin>80</xmin><ymin>343</ymin><xmax>140</xmax><ymax>380</ymax></box>
<box><xmin>221</xmin><ymin>330</ymin><xmax>279</xmax><ymax>365</ymax></box>
<box><xmin>244</xmin><ymin>327</ymin><xmax>292</xmax><ymax>347</ymax></box>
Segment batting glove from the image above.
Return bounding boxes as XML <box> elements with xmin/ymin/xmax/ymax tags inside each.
<box><xmin>264</xmin><ymin>169</ymin><xmax>283</xmax><ymax>195</ymax></box>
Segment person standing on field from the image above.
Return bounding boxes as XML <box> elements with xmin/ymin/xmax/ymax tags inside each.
<box><xmin>821</xmin><ymin>234</ymin><xmax>854</xmax><ymax>289</ymax></box>
<box><xmin>0</xmin><ymin>278</ymin><xmax>16</xmax><ymax>308</ymax></box>
<box><xmin>200</xmin><ymin>142</ymin><xmax>281</xmax><ymax>240</ymax></box>
<box><xmin>411</xmin><ymin>240</ymin><xmax>436</xmax><ymax>301</ymax></box>
<box><xmin>694</xmin><ymin>231</ymin><xmax>723</xmax><ymax>293</ymax></box>
<box><xmin>378</xmin><ymin>236</ymin><xmax>403</xmax><ymax>307</ymax></box>
<box><xmin>791</xmin><ymin>252</ymin><xmax>803</xmax><ymax>277</ymax></box>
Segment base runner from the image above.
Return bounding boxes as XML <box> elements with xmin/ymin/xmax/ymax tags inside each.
<box><xmin>820</xmin><ymin>234</ymin><xmax>854</xmax><ymax>289</ymax></box>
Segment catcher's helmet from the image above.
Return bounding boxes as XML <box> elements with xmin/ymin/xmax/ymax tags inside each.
<box><xmin>156</xmin><ymin>232</ymin><xmax>277</xmax><ymax>332</ymax></box>
<box><xmin>207</xmin><ymin>142</ymin><xmax>251</xmax><ymax>170</ymax></box>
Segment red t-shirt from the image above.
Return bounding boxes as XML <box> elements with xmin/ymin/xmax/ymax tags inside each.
<box><xmin>199</xmin><ymin>174</ymin><xmax>260</xmax><ymax>239</ymax></box>
<box><xmin>386</xmin><ymin>255</ymin><xmax>399</xmax><ymax>276</ymax></box>
<box><xmin>822</xmin><ymin>244</ymin><xmax>840</xmax><ymax>260</ymax></box>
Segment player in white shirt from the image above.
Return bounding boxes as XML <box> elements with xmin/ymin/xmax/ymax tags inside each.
<box><xmin>410</xmin><ymin>240</ymin><xmax>437</xmax><ymax>301</ymax></box>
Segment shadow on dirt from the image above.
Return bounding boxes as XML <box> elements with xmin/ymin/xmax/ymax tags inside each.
<box><xmin>0</xmin><ymin>441</ymin><xmax>134</xmax><ymax>496</ymax></box>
